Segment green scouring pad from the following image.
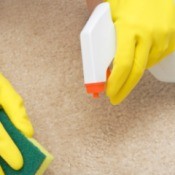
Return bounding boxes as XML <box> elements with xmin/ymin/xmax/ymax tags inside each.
<box><xmin>0</xmin><ymin>109</ymin><xmax>53</xmax><ymax>175</ymax></box>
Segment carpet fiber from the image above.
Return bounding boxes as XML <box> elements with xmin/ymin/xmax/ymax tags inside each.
<box><xmin>1</xmin><ymin>0</ymin><xmax>175</xmax><ymax>174</ymax></box>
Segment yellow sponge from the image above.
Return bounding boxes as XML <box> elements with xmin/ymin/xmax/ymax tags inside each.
<box><xmin>0</xmin><ymin>109</ymin><xmax>53</xmax><ymax>175</ymax></box>
<box><xmin>30</xmin><ymin>138</ymin><xmax>53</xmax><ymax>175</ymax></box>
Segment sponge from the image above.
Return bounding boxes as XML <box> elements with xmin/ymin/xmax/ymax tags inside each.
<box><xmin>0</xmin><ymin>109</ymin><xmax>53</xmax><ymax>175</ymax></box>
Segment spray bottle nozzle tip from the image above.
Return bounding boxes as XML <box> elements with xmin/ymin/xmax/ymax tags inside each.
<box><xmin>85</xmin><ymin>82</ymin><xmax>105</xmax><ymax>98</ymax></box>
<box><xmin>93</xmin><ymin>93</ymin><xmax>99</xmax><ymax>98</ymax></box>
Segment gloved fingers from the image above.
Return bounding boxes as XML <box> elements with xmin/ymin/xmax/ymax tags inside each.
<box><xmin>0</xmin><ymin>74</ymin><xmax>34</xmax><ymax>137</ymax></box>
<box><xmin>109</xmin><ymin>38</ymin><xmax>151</xmax><ymax>105</ymax></box>
<box><xmin>0</xmin><ymin>123</ymin><xmax>23</xmax><ymax>170</ymax></box>
<box><xmin>0</xmin><ymin>166</ymin><xmax>5</xmax><ymax>175</ymax></box>
<box><xmin>106</xmin><ymin>23</ymin><xmax>136</xmax><ymax>98</ymax></box>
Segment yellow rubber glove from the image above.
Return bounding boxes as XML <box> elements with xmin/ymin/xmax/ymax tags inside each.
<box><xmin>0</xmin><ymin>74</ymin><xmax>34</xmax><ymax>174</ymax></box>
<box><xmin>0</xmin><ymin>167</ymin><xmax>4</xmax><ymax>175</ymax></box>
<box><xmin>106</xmin><ymin>0</ymin><xmax>175</xmax><ymax>105</ymax></box>
<box><xmin>0</xmin><ymin>123</ymin><xmax>23</xmax><ymax>174</ymax></box>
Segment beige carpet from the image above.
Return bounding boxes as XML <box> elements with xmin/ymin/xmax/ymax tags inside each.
<box><xmin>1</xmin><ymin>0</ymin><xmax>175</xmax><ymax>174</ymax></box>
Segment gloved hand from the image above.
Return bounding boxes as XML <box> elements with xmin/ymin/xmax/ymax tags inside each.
<box><xmin>0</xmin><ymin>74</ymin><xmax>34</xmax><ymax>174</ymax></box>
<box><xmin>106</xmin><ymin>0</ymin><xmax>175</xmax><ymax>104</ymax></box>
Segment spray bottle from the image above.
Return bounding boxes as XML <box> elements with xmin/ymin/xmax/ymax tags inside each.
<box><xmin>80</xmin><ymin>2</ymin><xmax>175</xmax><ymax>97</ymax></box>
